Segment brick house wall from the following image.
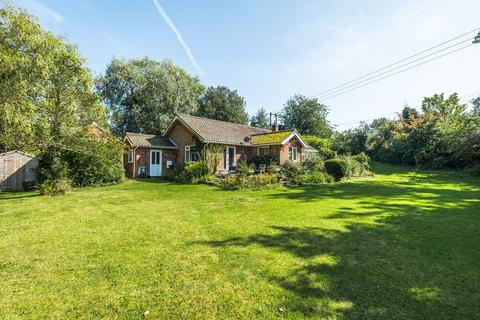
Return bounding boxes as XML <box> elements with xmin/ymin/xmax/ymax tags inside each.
<box><xmin>279</xmin><ymin>137</ymin><xmax>303</xmax><ymax>164</ymax></box>
<box><xmin>124</xmin><ymin>147</ymin><xmax>177</xmax><ymax>178</ymax></box>
<box><xmin>162</xmin><ymin>149</ymin><xmax>177</xmax><ymax>176</ymax></box>
<box><xmin>167</xmin><ymin>122</ymin><xmax>198</xmax><ymax>166</ymax></box>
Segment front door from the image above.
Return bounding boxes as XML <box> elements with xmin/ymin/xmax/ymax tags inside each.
<box><xmin>150</xmin><ymin>150</ymin><xmax>162</xmax><ymax>177</ymax></box>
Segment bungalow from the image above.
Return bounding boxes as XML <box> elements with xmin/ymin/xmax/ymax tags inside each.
<box><xmin>123</xmin><ymin>114</ymin><xmax>308</xmax><ymax>178</ymax></box>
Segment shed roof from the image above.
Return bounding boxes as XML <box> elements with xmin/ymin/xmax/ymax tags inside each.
<box><xmin>124</xmin><ymin>133</ymin><xmax>178</xmax><ymax>149</ymax></box>
<box><xmin>0</xmin><ymin>150</ymin><xmax>39</xmax><ymax>159</ymax></box>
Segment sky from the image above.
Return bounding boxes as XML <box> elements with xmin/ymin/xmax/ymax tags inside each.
<box><xmin>10</xmin><ymin>0</ymin><xmax>480</xmax><ymax>130</ymax></box>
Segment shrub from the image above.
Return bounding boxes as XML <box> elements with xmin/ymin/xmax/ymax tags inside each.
<box><xmin>302</xmin><ymin>153</ymin><xmax>325</xmax><ymax>172</ymax></box>
<box><xmin>38</xmin><ymin>135</ymin><xmax>124</xmax><ymax>188</ymax></box>
<box><xmin>303</xmin><ymin>135</ymin><xmax>335</xmax><ymax>158</ymax></box>
<box><xmin>248</xmin><ymin>155</ymin><xmax>279</xmax><ymax>166</ymax></box>
<box><xmin>325</xmin><ymin>159</ymin><xmax>349</xmax><ymax>181</ymax></box>
<box><xmin>292</xmin><ymin>172</ymin><xmax>334</xmax><ymax>185</ymax></box>
<box><xmin>281</xmin><ymin>161</ymin><xmax>303</xmax><ymax>179</ymax></box>
<box><xmin>219</xmin><ymin>173</ymin><xmax>279</xmax><ymax>191</ymax></box>
<box><xmin>176</xmin><ymin>161</ymin><xmax>211</xmax><ymax>184</ymax></box>
<box><xmin>342</xmin><ymin>153</ymin><xmax>371</xmax><ymax>176</ymax></box>
<box><xmin>39</xmin><ymin>178</ymin><xmax>72</xmax><ymax>196</ymax></box>
<box><xmin>352</xmin><ymin>152</ymin><xmax>370</xmax><ymax>166</ymax></box>
<box><xmin>466</xmin><ymin>164</ymin><xmax>480</xmax><ymax>177</ymax></box>
<box><xmin>237</xmin><ymin>161</ymin><xmax>251</xmax><ymax>177</ymax></box>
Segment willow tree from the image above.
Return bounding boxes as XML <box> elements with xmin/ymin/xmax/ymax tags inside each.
<box><xmin>0</xmin><ymin>5</ymin><xmax>106</xmax><ymax>153</ymax></box>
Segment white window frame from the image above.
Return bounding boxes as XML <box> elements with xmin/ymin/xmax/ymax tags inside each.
<box><xmin>185</xmin><ymin>145</ymin><xmax>198</xmax><ymax>163</ymax></box>
<box><xmin>289</xmin><ymin>147</ymin><xmax>298</xmax><ymax>162</ymax></box>
<box><xmin>185</xmin><ymin>146</ymin><xmax>191</xmax><ymax>163</ymax></box>
<box><xmin>257</xmin><ymin>147</ymin><xmax>270</xmax><ymax>156</ymax></box>
<box><xmin>127</xmin><ymin>149</ymin><xmax>134</xmax><ymax>163</ymax></box>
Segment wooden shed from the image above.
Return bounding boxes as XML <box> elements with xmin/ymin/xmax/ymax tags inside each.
<box><xmin>0</xmin><ymin>151</ymin><xmax>40</xmax><ymax>192</ymax></box>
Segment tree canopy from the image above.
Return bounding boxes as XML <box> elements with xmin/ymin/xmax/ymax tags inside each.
<box><xmin>250</xmin><ymin>108</ymin><xmax>270</xmax><ymax>129</ymax></box>
<box><xmin>472</xmin><ymin>96</ymin><xmax>480</xmax><ymax>115</ymax></box>
<box><xmin>95</xmin><ymin>58</ymin><xmax>204</xmax><ymax>136</ymax></box>
<box><xmin>334</xmin><ymin>93</ymin><xmax>480</xmax><ymax>172</ymax></box>
<box><xmin>0</xmin><ymin>5</ymin><xmax>107</xmax><ymax>154</ymax></box>
<box><xmin>197</xmin><ymin>86</ymin><xmax>249</xmax><ymax>125</ymax></box>
<box><xmin>281</xmin><ymin>95</ymin><xmax>333</xmax><ymax>138</ymax></box>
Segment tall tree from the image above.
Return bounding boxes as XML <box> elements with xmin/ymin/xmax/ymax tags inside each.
<box><xmin>250</xmin><ymin>108</ymin><xmax>270</xmax><ymax>128</ymax></box>
<box><xmin>473</xmin><ymin>96</ymin><xmax>480</xmax><ymax>115</ymax></box>
<box><xmin>0</xmin><ymin>5</ymin><xmax>106</xmax><ymax>153</ymax></box>
<box><xmin>281</xmin><ymin>94</ymin><xmax>333</xmax><ymax>138</ymax></box>
<box><xmin>96</xmin><ymin>58</ymin><xmax>204</xmax><ymax>136</ymax></box>
<box><xmin>197</xmin><ymin>86</ymin><xmax>248</xmax><ymax>124</ymax></box>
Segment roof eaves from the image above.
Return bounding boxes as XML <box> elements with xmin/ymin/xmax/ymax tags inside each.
<box><xmin>280</xmin><ymin>129</ymin><xmax>308</xmax><ymax>147</ymax></box>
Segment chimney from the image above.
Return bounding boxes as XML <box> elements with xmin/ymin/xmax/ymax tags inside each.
<box><xmin>271</xmin><ymin>113</ymin><xmax>279</xmax><ymax>132</ymax></box>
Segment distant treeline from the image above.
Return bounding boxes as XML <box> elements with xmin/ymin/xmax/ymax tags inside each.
<box><xmin>332</xmin><ymin>94</ymin><xmax>480</xmax><ymax>175</ymax></box>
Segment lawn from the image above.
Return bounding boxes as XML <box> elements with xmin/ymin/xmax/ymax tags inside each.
<box><xmin>0</xmin><ymin>164</ymin><xmax>479</xmax><ymax>319</ymax></box>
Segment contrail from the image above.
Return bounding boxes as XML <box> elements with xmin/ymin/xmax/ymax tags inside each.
<box><xmin>152</xmin><ymin>0</ymin><xmax>203</xmax><ymax>75</ymax></box>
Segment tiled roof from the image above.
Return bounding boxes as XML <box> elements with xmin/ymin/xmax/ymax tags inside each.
<box><xmin>125</xmin><ymin>132</ymin><xmax>177</xmax><ymax>148</ymax></box>
<box><xmin>250</xmin><ymin>130</ymin><xmax>294</xmax><ymax>145</ymax></box>
<box><xmin>174</xmin><ymin>114</ymin><xmax>271</xmax><ymax>145</ymax></box>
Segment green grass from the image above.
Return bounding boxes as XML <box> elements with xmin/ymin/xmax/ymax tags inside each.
<box><xmin>1</xmin><ymin>164</ymin><xmax>479</xmax><ymax>319</ymax></box>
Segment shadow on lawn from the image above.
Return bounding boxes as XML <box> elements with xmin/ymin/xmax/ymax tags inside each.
<box><xmin>196</xmin><ymin>170</ymin><xmax>480</xmax><ymax>319</ymax></box>
<box><xmin>0</xmin><ymin>192</ymin><xmax>40</xmax><ymax>201</ymax></box>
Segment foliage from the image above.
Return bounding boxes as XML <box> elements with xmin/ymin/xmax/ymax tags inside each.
<box><xmin>197</xmin><ymin>86</ymin><xmax>249</xmax><ymax>125</ymax></box>
<box><xmin>336</xmin><ymin>93</ymin><xmax>480</xmax><ymax>174</ymax></box>
<box><xmin>219</xmin><ymin>173</ymin><xmax>279</xmax><ymax>191</ymax></box>
<box><xmin>175</xmin><ymin>161</ymin><xmax>212</xmax><ymax>184</ymax></box>
<box><xmin>248</xmin><ymin>155</ymin><xmax>279</xmax><ymax>166</ymax></box>
<box><xmin>339</xmin><ymin>155</ymin><xmax>370</xmax><ymax>177</ymax></box>
<box><xmin>292</xmin><ymin>172</ymin><xmax>334</xmax><ymax>185</ymax></box>
<box><xmin>465</xmin><ymin>164</ymin><xmax>480</xmax><ymax>177</ymax></box>
<box><xmin>0</xmin><ymin>5</ymin><xmax>107</xmax><ymax>154</ymax></box>
<box><xmin>474</xmin><ymin>31</ymin><xmax>480</xmax><ymax>44</ymax></box>
<box><xmin>301</xmin><ymin>153</ymin><xmax>325</xmax><ymax>172</ymax></box>
<box><xmin>237</xmin><ymin>161</ymin><xmax>251</xmax><ymax>177</ymax></box>
<box><xmin>96</xmin><ymin>57</ymin><xmax>204</xmax><ymax>136</ymax></box>
<box><xmin>281</xmin><ymin>94</ymin><xmax>333</xmax><ymax>138</ymax></box>
<box><xmin>281</xmin><ymin>161</ymin><xmax>303</xmax><ymax>180</ymax></box>
<box><xmin>197</xmin><ymin>145</ymin><xmax>223</xmax><ymax>175</ymax></box>
<box><xmin>38</xmin><ymin>133</ymin><xmax>125</xmax><ymax>188</ymax></box>
<box><xmin>39</xmin><ymin>178</ymin><xmax>72</xmax><ymax>196</ymax></box>
<box><xmin>473</xmin><ymin>96</ymin><xmax>480</xmax><ymax>116</ymax></box>
<box><xmin>324</xmin><ymin>159</ymin><xmax>349</xmax><ymax>181</ymax></box>
<box><xmin>250</xmin><ymin>108</ymin><xmax>270</xmax><ymax>129</ymax></box>
<box><xmin>303</xmin><ymin>135</ymin><xmax>335</xmax><ymax>158</ymax></box>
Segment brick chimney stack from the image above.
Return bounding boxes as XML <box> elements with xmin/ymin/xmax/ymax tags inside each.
<box><xmin>271</xmin><ymin>113</ymin><xmax>279</xmax><ymax>132</ymax></box>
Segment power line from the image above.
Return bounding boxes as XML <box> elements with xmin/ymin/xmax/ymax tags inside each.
<box><xmin>336</xmin><ymin>90</ymin><xmax>480</xmax><ymax>129</ymax></box>
<box><xmin>312</xmin><ymin>27</ymin><xmax>480</xmax><ymax>98</ymax></box>
<box><xmin>318</xmin><ymin>43</ymin><xmax>476</xmax><ymax>102</ymax></box>
<box><xmin>316</xmin><ymin>37</ymin><xmax>474</xmax><ymax>100</ymax></box>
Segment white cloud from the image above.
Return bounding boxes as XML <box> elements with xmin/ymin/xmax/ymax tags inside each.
<box><xmin>152</xmin><ymin>0</ymin><xmax>203</xmax><ymax>75</ymax></box>
<box><xmin>15</xmin><ymin>0</ymin><xmax>64</xmax><ymax>23</ymax></box>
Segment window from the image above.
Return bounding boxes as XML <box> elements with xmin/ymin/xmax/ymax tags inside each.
<box><xmin>185</xmin><ymin>146</ymin><xmax>198</xmax><ymax>162</ymax></box>
<box><xmin>257</xmin><ymin>147</ymin><xmax>270</xmax><ymax>156</ymax></box>
<box><xmin>185</xmin><ymin>146</ymin><xmax>190</xmax><ymax>163</ymax></box>
<box><xmin>289</xmin><ymin>147</ymin><xmax>297</xmax><ymax>161</ymax></box>
<box><xmin>127</xmin><ymin>149</ymin><xmax>133</xmax><ymax>163</ymax></box>
<box><xmin>224</xmin><ymin>146</ymin><xmax>236</xmax><ymax>169</ymax></box>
